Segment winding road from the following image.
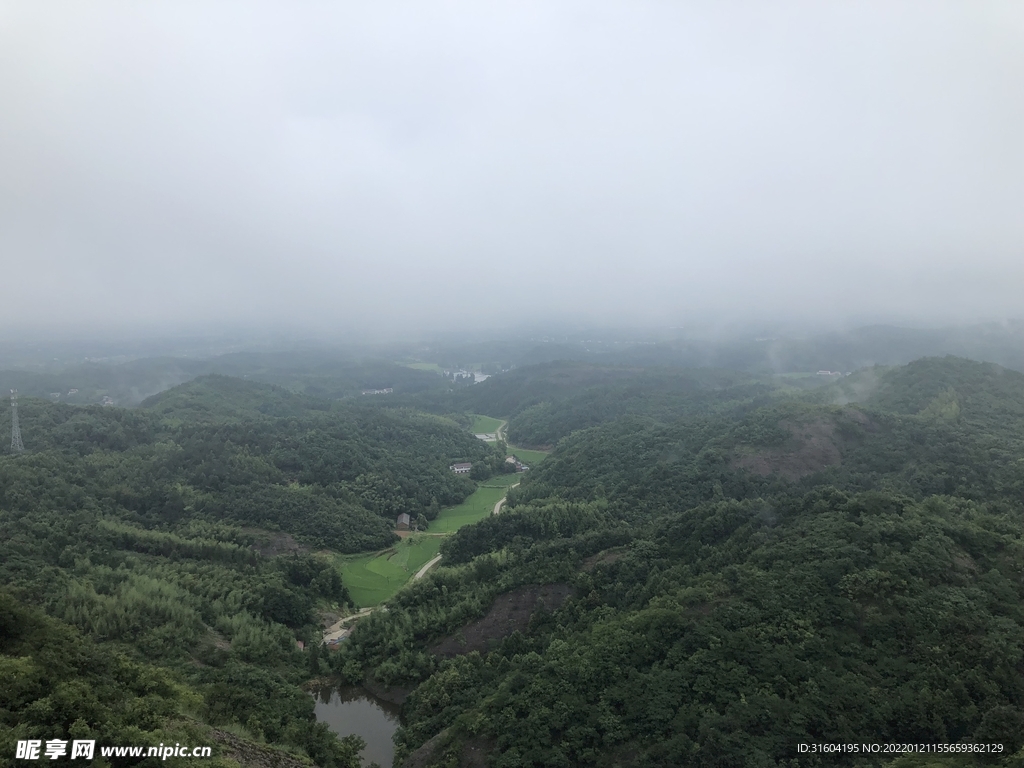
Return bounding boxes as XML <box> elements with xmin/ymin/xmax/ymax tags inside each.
<box><xmin>327</xmin><ymin>424</ymin><xmax>520</xmax><ymax>639</ymax></box>
<box><xmin>411</xmin><ymin>479</ymin><xmax>519</xmax><ymax>583</ymax></box>
<box><xmin>493</xmin><ymin>482</ymin><xmax>519</xmax><ymax>515</ymax></box>
<box><xmin>413</xmin><ymin>554</ymin><xmax>443</xmax><ymax>581</ymax></box>
<box><xmin>322</xmin><ymin>606</ymin><xmax>374</xmax><ymax>644</ymax></box>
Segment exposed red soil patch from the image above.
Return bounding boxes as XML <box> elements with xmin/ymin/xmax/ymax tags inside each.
<box><xmin>458</xmin><ymin>735</ymin><xmax>495</xmax><ymax>768</ymax></box>
<box><xmin>208</xmin><ymin>728</ymin><xmax>310</xmax><ymax>768</ymax></box>
<box><xmin>731</xmin><ymin>417</ymin><xmax>841</xmax><ymax>480</ymax></box>
<box><xmin>430</xmin><ymin>583</ymin><xmax>573</xmax><ymax>658</ymax></box>
<box><xmin>250</xmin><ymin>531</ymin><xmax>307</xmax><ymax>557</ymax></box>
<box><xmin>730</xmin><ymin>408</ymin><xmax>880</xmax><ymax>480</ymax></box>
<box><xmin>582</xmin><ymin>547</ymin><xmax>626</xmax><ymax>572</ymax></box>
<box><xmin>842</xmin><ymin>407</ymin><xmax>879</xmax><ymax>431</ymax></box>
<box><xmin>402</xmin><ymin>730</ymin><xmax>449</xmax><ymax>768</ymax></box>
<box><xmin>401</xmin><ymin>729</ymin><xmax>496</xmax><ymax>768</ymax></box>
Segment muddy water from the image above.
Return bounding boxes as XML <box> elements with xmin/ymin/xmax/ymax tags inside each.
<box><xmin>312</xmin><ymin>685</ymin><xmax>401</xmax><ymax>767</ymax></box>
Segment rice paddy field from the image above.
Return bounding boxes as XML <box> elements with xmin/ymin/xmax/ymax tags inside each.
<box><xmin>337</xmin><ymin>478</ymin><xmax>519</xmax><ymax>605</ymax></box>
<box><xmin>339</xmin><ymin>535</ymin><xmax>444</xmax><ymax>607</ymax></box>
<box><xmin>429</xmin><ymin>477</ymin><xmax>519</xmax><ymax>533</ymax></box>
<box><xmin>334</xmin><ymin>454</ymin><xmax>537</xmax><ymax>606</ymax></box>
<box><xmin>466</xmin><ymin>414</ymin><xmax>550</xmax><ymax>466</ymax></box>
<box><xmin>469</xmin><ymin>414</ymin><xmax>504</xmax><ymax>434</ymax></box>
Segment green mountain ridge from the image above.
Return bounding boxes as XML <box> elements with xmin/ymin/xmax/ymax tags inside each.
<box><xmin>332</xmin><ymin>356</ymin><xmax>1024</xmax><ymax>767</ymax></box>
<box><xmin>0</xmin><ymin>375</ymin><xmax>509</xmax><ymax>766</ymax></box>
<box><xmin>6</xmin><ymin>355</ymin><xmax>1024</xmax><ymax>767</ymax></box>
<box><xmin>141</xmin><ymin>374</ymin><xmax>335</xmax><ymax>423</ymax></box>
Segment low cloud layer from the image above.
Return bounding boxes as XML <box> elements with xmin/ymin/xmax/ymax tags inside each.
<box><xmin>1</xmin><ymin>1</ymin><xmax>1021</xmax><ymax>339</ymax></box>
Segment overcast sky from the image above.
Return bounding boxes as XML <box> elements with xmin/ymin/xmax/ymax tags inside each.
<box><xmin>1</xmin><ymin>1</ymin><xmax>1021</xmax><ymax>339</ymax></box>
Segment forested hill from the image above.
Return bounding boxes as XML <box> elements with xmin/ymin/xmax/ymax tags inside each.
<box><xmin>0</xmin><ymin>376</ymin><xmax>507</xmax><ymax>766</ymax></box>
<box><xmin>4</xmin><ymin>375</ymin><xmax>505</xmax><ymax>548</ymax></box>
<box><xmin>502</xmin><ymin>366</ymin><xmax>779</xmax><ymax>448</ymax></box>
<box><xmin>0</xmin><ymin>351</ymin><xmax>445</xmax><ymax>407</ymax></box>
<box><xmin>141</xmin><ymin>374</ymin><xmax>335</xmax><ymax>422</ymax></box>
<box><xmin>830</xmin><ymin>356</ymin><xmax>1024</xmax><ymax>429</ymax></box>
<box><xmin>333</xmin><ymin>356</ymin><xmax>1024</xmax><ymax>767</ymax></box>
<box><xmin>495</xmin><ymin>355</ymin><xmax>1024</xmax><ymax>450</ymax></box>
<box><xmin>413</xmin><ymin>362</ymin><xmax>780</xmax><ymax>448</ymax></box>
<box><xmin>515</xmin><ymin>356</ymin><xmax>1024</xmax><ymax>511</ymax></box>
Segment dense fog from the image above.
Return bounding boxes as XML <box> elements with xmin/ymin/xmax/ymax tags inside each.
<box><xmin>1</xmin><ymin>1</ymin><xmax>1021</xmax><ymax>339</ymax></box>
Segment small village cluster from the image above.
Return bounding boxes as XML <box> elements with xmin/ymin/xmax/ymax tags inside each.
<box><xmin>504</xmin><ymin>455</ymin><xmax>529</xmax><ymax>472</ymax></box>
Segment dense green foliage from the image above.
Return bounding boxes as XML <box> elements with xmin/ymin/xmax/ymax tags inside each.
<box><xmin>9</xmin><ymin>350</ymin><xmax>1024</xmax><ymax>766</ymax></box>
<box><xmin>334</xmin><ymin>357</ymin><xmax>1024</xmax><ymax>767</ymax></box>
<box><xmin>0</xmin><ymin>352</ymin><xmax>446</xmax><ymax>407</ymax></box>
<box><xmin>0</xmin><ymin>375</ymin><xmax>507</xmax><ymax>765</ymax></box>
<box><xmin>2</xmin><ymin>376</ymin><xmax>507</xmax><ymax>548</ymax></box>
<box><xmin>1</xmin><ymin>591</ymin><xmax>221</xmax><ymax>767</ymax></box>
<box><xmin>0</xmin><ymin>450</ymin><xmax>364</xmax><ymax>764</ymax></box>
<box><xmin>0</xmin><ymin>589</ymin><xmax>365</xmax><ymax>767</ymax></box>
<box><xmin>396</xmin><ymin>362</ymin><xmax>780</xmax><ymax>448</ymax></box>
<box><xmin>503</xmin><ymin>366</ymin><xmax>776</xmax><ymax>447</ymax></box>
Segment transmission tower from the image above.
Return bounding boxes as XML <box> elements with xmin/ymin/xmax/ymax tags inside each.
<box><xmin>10</xmin><ymin>390</ymin><xmax>24</xmax><ymax>453</ymax></box>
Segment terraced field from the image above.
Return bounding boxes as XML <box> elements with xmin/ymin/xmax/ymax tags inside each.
<box><xmin>332</xmin><ymin>422</ymin><xmax>542</xmax><ymax>606</ymax></box>
<box><xmin>336</xmin><ymin>475</ymin><xmax>521</xmax><ymax>605</ymax></box>
<box><xmin>339</xmin><ymin>535</ymin><xmax>444</xmax><ymax>606</ymax></box>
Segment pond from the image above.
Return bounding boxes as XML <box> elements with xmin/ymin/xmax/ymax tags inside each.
<box><xmin>312</xmin><ymin>684</ymin><xmax>401</xmax><ymax>767</ymax></box>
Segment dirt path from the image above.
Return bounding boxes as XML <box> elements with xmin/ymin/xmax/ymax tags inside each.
<box><xmin>325</xmin><ymin>464</ymin><xmax>519</xmax><ymax>632</ymax></box>
<box><xmin>497</xmin><ymin>420</ymin><xmax>507</xmax><ymax>442</ymax></box>
<box><xmin>409</xmin><ymin>479</ymin><xmax>518</xmax><ymax>582</ymax></box>
<box><xmin>413</xmin><ymin>554</ymin><xmax>443</xmax><ymax>580</ymax></box>
<box><xmin>493</xmin><ymin>482</ymin><xmax>520</xmax><ymax>515</ymax></box>
<box><xmin>322</xmin><ymin>606</ymin><xmax>374</xmax><ymax>644</ymax></box>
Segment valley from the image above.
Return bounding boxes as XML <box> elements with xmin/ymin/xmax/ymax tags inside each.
<box><xmin>334</xmin><ymin>474</ymin><xmax>525</xmax><ymax>608</ymax></box>
<box><xmin>4</xmin><ymin>5</ymin><xmax>1017</xmax><ymax>763</ymax></box>
<box><xmin>4</xmin><ymin>353</ymin><xmax>1024</xmax><ymax>767</ymax></box>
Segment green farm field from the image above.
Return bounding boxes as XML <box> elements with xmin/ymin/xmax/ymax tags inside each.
<box><xmin>469</xmin><ymin>414</ymin><xmax>504</xmax><ymax>434</ymax></box>
<box><xmin>339</xmin><ymin>535</ymin><xmax>444</xmax><ymax>607</ymax></box>
<box><xmin>336</xmin><ymin>467</ymin><xmax>522</xmax><ymax>606</ymax></box>
<box><xmin>429</xmin><ymin>477</ymin><xmax>519</xmax><ymax>533</ymax></box>
<box><xmin>507</xmin><ymin>446</ymin><xmax>549</xmax><ymax>466</ymax></box>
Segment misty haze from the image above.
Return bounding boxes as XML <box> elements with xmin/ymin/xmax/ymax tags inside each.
<box><xmin>1</xmin><ymin>2</ymin><xmax>1022</xmax><ymax>336</ymax></box>
<box><xmin>2</xmin><ymin>3</ymin><xmax>1024</xmax><ymax>768</ymax></box>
